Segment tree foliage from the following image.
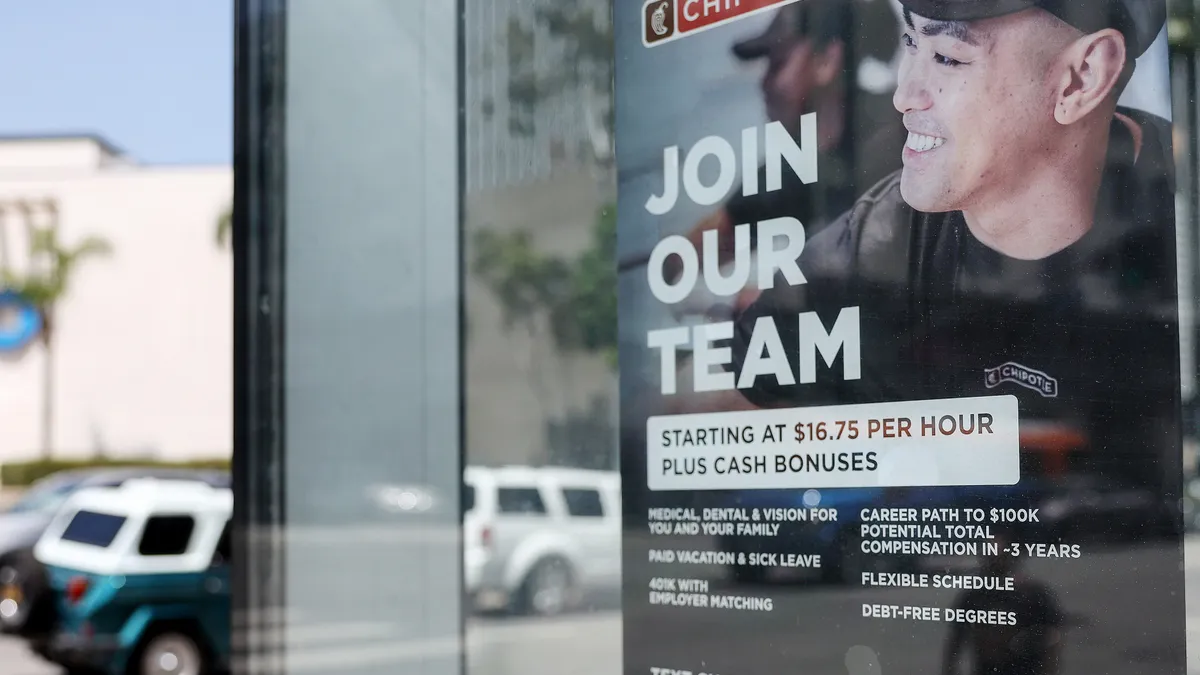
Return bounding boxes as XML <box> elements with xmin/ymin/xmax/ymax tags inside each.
<box><xmin>472</xmin><ymin>203</ymin><xmax>617</xmax><ymax>368</ymax></box>
<box><xmin>1</xmin><ymin>228</ymin><xmax>112</xmax><ymax>341</ymax></box>
<box><xmin>215</xmin><ymin>206</ymin><xmax>232</xmax><ymax>250</ymax></box>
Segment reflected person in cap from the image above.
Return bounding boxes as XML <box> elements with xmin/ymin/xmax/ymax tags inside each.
<box><xmin>665</xmin><ymin>0</ymin><xmax>905</xmax><ymax>294</ymax></box>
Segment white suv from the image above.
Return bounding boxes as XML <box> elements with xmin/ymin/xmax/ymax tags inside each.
<box><xmin>464</xmin><ymin>466</ymin><xmax>620</xmax><ymax>616</ymax></box>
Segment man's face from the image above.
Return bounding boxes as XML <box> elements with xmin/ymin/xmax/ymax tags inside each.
<box><xmin>893</xmin><ymin>10</ymin><xmax>1065</xmax><ymax>212</ymax></box>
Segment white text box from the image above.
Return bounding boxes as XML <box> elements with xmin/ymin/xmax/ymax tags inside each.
<box><xmin>646</xmin><ymin>395</ymin><xmax>1020</xmax><ymax>491</ymax></box>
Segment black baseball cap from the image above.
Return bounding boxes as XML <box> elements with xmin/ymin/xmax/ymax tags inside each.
<box><xmin>897</xmin><ymin>0</ymin><xmax>1165</xmax><ymax>57</ymax></box>
<box><xmin>732</xmin><ymin>0</ymin><xmax>900</xmax><ymax>62</ymax></box>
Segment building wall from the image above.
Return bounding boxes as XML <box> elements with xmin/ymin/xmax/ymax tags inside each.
<box><xmin>0</xmin><ymin>139</ymin><xmax>232</xmax><ymax>462</ymax></box>
<box><xmin>461</xmin><ymin>0</ymin><xmax>617</xmax><ymax>469</ymax></box>
<box><xmin>464</xmin><ymin>167</ymin><xmax>616</xmax><ymax>468</ymax></box>
<box><xmin>463</xmin><ymin>0</ymin><xmax>609</xmax><ymax>192</ymax></box>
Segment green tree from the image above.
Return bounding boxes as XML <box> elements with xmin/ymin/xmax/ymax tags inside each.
<box><xmin>2</xmin><ymin>228</ymin><xmax>113</xmax><ymax>458</ymax></box>
<box><xmin>472</xmin><ymin>203</ymin><xmax>617</xmax><ymax>368</ymax></box>
<box><xmin>215</xmin><ymin>205</ymin><xmax>232</xmax><ymax>250</ymax></box>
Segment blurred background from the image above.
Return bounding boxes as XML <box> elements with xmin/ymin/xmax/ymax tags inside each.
<box><xmin>3</xmin><ymin>0</ymin><xmax>1200</xmax><ymax>674</ymax></box>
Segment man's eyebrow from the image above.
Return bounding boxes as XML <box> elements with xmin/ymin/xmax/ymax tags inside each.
<box><xmin>921</xmin><ymin>19</ymin><xmax>979</xmax><ymax>45</ymax></box>
<box><xmin>902</xmin><ymin>9</ymin><xmax>980</xmax><ymax>46</ymax></box>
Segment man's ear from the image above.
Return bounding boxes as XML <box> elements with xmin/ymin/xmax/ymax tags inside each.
<box><xmin>813</xmin><ymin>40</ymin><xmax>846</xmax><ymax>88</ymax></box>
<box><xmin>1054</xmin><ymin>29</ymin><xmax>1127</xmax><ymax>125</ymax></box>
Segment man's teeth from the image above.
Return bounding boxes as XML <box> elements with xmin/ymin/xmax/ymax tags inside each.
<box><xmin>906</xmin><ymin>132</ymin><xmax>945</xmax><ymax>152</ymax></box>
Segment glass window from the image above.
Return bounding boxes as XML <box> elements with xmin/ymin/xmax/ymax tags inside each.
<box><xmin>137</xmin><ymin>515</ymin><xmax>196</xmax><ymax>556</ymax></box>
<box><xmin>497</xmin><ymin>488</ymin><xmax>547</xmax><ymax>514</ymax></box>
<box><xmin>59</xmin><ymin>510</ymin><xmax>126</xmax><ymax>548</ymax></box>
<box><xmin>228</xmin><ymin>2</ymin><xmax>1200</xmax><ymax>675</ymax></box>
<box><xmin>562</xmin><ymin>488</ymin><xmax>604</xmax><ymax>517</ymax></box>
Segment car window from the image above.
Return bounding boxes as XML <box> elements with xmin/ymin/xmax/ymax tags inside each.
<box><xmin>60</xmin><ymin>510</ymin><xmax>127</xmax><ymax>548</ymax></box>
<box><xmin>138</xmin><ymin>515</ymin><xmax>197</xmax><ymax>556</ymax></box>
<box><xmin>562</xmin><ymin>488</ymin><xmax>604</xmax><ymax>517</ymax></box>
<box><xmin>496</xmin><ymin>487</ymin><xmax>546</xmax><ymax>514</ymax></box>
<box><xmin>7</xmin><ymin>478</ymin><xmax>82</xmax><ymax>514</ymax></box>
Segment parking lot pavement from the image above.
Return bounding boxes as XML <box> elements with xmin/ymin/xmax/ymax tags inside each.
<box><xmin>0</xmin><ymin>636</ymin><xmax>55</xmax><ymax>675</ymax></box>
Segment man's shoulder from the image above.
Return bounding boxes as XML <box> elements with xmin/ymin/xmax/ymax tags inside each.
<box><xmin>802</xmin><ymin>169</ymin><xmax>919</xmax><ymax>285</ymax></box>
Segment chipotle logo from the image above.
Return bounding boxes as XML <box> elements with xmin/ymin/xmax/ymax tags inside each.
<box><xmin>644</xmin><ymin>0</ymin><xmax>675</xmax><ymax>45</ymax></box>
<box><xmin>643</xmin><ymin>0</ymin><xmax>802</xmax><ymax>47</ymax></box>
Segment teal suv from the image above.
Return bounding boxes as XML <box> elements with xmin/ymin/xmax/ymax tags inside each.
<box><xmin>0</xmin><ymin>478</ymin><xmax>232</xmax><ymax>675</ymax></box>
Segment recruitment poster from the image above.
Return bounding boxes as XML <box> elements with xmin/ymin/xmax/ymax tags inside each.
<box><xmin>615</xmin><ymin>0</ymin><xmax>1185</xmax><ymax>673</ymax></box>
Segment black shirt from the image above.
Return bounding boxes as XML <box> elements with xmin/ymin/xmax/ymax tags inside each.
<box><xmin>728</xmin><ymin>106</ymin><xmax>1179</xmax><ymax>488</ymax></box>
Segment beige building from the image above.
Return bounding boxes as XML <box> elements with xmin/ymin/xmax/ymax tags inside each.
<box><xmin>0</xmin><ymin>135</ymin><xmax>232</xmax><ymax>463</ymax></box>
<box><xmin>0</xmin><ymin>128</ymin><xmax>613</xmax><ymax>471</ymax></box>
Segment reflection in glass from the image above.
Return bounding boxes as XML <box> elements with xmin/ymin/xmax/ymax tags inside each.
<box><xmin>463</xmin><ymin>1</ymin><xmax>620</xmax><ymax>675</ymax></box>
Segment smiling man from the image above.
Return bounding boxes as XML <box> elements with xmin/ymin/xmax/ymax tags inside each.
<box><xmin>729</xmin><ymin>0</ymin><xmax>1175</xmax><ymax>391</ymax></box>
<box><xmin>724</xmin><ymin>0</ymin><xmax>1180</xmax><ymax>484</ymax></box>
<box><xmin>892</xmin><ymin>1</ymin><xmax>1153</xmax><ymax>260</ymax></box>
<box><xmin>715</xmin><ymin>2</ymin><xmax>1182</xmax><ymax>659</ymax></box>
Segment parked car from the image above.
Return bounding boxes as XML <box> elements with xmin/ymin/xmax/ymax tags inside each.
<box><xmin>1</xmin><ymin>477</ymin><xmax>232</xmax><ymax>675</ymax></box>
<box><xmin>0</xmin><ymin>466</ymin><xmax>229</xmax><ymax>564</ymax></box>
<box><xmin>464</xmin><ymin>465</ymin><xmax>619</xmax><ymax>616</ymax></box>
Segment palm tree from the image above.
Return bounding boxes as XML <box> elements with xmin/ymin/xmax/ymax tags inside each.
<box><xmin>1</xmin><ymin>225</ymin><xmax>112</xmax><ymax>459</ymax></box>
<box><xmin>215</xmin><ymin>206</ymin><xmax>232</xmax><ymax>250</ymax></box>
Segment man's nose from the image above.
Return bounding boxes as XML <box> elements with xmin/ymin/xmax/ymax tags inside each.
<box><xmin>892</xmin><ymin>59</ymin><xmax>932</xmax><ymax>114</ymax></box>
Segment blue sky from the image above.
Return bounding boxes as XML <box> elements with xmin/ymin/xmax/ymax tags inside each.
<box><xmin>0</xmin><ymin>1</ymin><xmax>233</xmax><ymax>165</ymax></box>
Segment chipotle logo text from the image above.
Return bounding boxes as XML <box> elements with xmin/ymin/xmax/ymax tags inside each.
<box><xmin>643</xmin><ymin>0</ymin><xmax>801</xmax><ymax>47</ymax></box>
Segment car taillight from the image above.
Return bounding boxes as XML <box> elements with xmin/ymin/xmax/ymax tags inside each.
<box><xmin>481</xmin><ymin>526</ymin><xmax>492</xmax><ymax>549</ymax></box>
<box><xmin>66</xmin><ymin>576</ymin><xmax>89</xmax><ymax>604</ymax></box>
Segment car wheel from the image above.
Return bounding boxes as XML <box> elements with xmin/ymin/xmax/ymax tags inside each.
<box><xmin>0</xmin><ymin>549</ymin><xmax>53</xmax><ymax>636</ymax></box>
<box><xmin>520</xmin><ymin>558</ymin><xmax>573</xmax><ymax>617</ymax></box>
<box><xmin>131</xmin><ymin>628</ymin><xmax>211</xmax><ymax>675</ymax></box>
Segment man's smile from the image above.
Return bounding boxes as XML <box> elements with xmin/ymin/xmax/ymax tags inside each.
<box><xmin>905</xmin><ymin>131</ymin><xmax>945</xmax><ymax>152</ymax></box>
